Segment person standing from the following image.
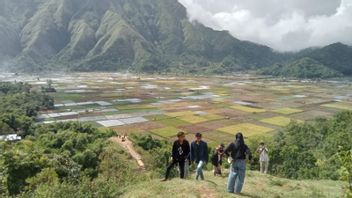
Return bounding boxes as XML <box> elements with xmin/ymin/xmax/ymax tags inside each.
<box><xmin>191</xmin><ymin>133</ymin><xmax>208</xmax><ymax>180</ymax></box>
<box><xmin>225</xmin><ymin>132</ymin><xmax>252</xmax><ymax>194</ymax></box>
<box><xmin>211</xmin><ymin>144</ymin><xmax>225</xmax><ymax>176</ymax></box>
<box><xmin>163</xmin><ymin>131</ymin><xmax>190</xmax><ymax>181</ymax></box>
<box><xmin>257</xmin><ymin>142</ymin><xmax>269</xmax><ymax>174</ymax></box>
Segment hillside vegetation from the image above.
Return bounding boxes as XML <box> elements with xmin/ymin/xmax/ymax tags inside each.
<box><xmin>122</xmin><ymin>171</ymin><xmax>345</xmax><ymax>198</ymax></box>
<box><xmin>0</xmin><ymin>0</ymin><xmax>281</xmax><ymax>73</ymax></box>
<box><xmin>261</xmin><ymin>57</ymin><xmax>343</xmax><ymax>79</ymax></box>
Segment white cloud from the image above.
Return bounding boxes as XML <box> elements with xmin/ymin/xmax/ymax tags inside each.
<box><xmin>178</xmin><ymin>0</ymin><xmax>352</xmax><ymax>51</ymax></box>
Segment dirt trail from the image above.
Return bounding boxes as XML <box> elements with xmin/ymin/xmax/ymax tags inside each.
<box><xmin>110</xmin><ymin>136</ymin><xmax>145</xmax><ymax>170</ymax></box>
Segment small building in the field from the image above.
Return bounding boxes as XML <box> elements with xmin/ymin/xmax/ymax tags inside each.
<box><xmin>0</xmin><ymin>134</ymin><xmax>22</xmax><ymax>142</ymax></box>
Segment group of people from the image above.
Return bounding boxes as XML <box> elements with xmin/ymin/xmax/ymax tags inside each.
<box><xmin>162</xmin><ymin>131</ymin><xmax>270</xmax><ymax>195</ymax></box>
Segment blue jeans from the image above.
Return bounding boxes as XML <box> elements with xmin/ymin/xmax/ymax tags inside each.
<box><xmin>196</xmin><ymin>161</ymin><xmax>205</xmax><ymax>180</ymax></box>
<box><xmin>227</xmin><ymin>160</ymin><xmax>246</xmax><ymax>193</ymax></box>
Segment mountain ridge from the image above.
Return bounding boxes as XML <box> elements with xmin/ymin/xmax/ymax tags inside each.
<box><xmin>0</xmin><ymin>0</ymin><xmax>351</xmax><ymax>76</ymax></box>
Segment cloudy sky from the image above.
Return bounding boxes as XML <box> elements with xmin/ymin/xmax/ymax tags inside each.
<box><xmin>178</xmin><ymin>0</ymin><xmax>352</xmax><ymax>51</ymax></box>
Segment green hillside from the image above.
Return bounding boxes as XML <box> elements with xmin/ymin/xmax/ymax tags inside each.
<box><xmin>122</xmin><ymin>171</ymin><xmax>345</xmax><ymax>198</ymax></box>
<box><xmin>2</xmin><ymin>0</ymin><xmax>351</xmax><ymax>76</ymax></box>
<box><xmin>0</xmin><ymin>0</ymin><xmax>281</xmax><ymax>73</ymax></box>
<box><xmin>299</xmin><ymin>43</ymin><xmax>352</xmax><ymax>75</ymax></box>
<box><xmin>261</xmin><ymin>57</ymin><xmax>343</xmax><ymax>79</ymax></box>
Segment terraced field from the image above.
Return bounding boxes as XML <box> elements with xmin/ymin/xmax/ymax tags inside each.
<box><xmin>2</xmin><ymin>72</ymin><xmax>351</xmax><ymax>145</ymax></box>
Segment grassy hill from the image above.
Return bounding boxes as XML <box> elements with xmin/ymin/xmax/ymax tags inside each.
<box><xmin>121</xmin><ymin>171</ymin><xmax>345</xmax><ymax>198</ymax></box>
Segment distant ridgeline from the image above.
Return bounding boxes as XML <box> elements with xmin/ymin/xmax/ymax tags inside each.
<box><xmin>0</xmin><ymin>0</ymin><xmax>352</xmax><ymax>77</ymax></box>
<box><xmin>260</xmin><ymin>57</ymin><xmax>343</xmax><ymax>79</ymax></box>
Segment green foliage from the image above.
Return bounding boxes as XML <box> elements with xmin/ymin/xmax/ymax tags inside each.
<box><xmin>261</xmin><ymin>57</ymin><xmax>343</xmax><ymax>79</ymax></box>
<box><xmin>0</xmin><ymin>82</ymin><xmax>31</xmax><ymax>94</ymax></box>
<box><xmin>302</xmin><ymin>43</ymin><xmax>352</xmax><ymax>75</ymax></box>
<box><xmin>337</xmin><ymin>148</ymin><xmax>352</xmax><ymax>197</ymax></box>
<box><xmin>0</xmin><ymin>122</ymin><xmax>115</xmax><ymax>195</ymax></box>
<box><xmin>0</xmin><ymin>81</ymin><xmax>135</xmax><ymax>196</ymax></box>
<box><xmin>0</xmin><ymin>82</ymin><xmax>54</xmax><ymax>136</ymax></box>
<box><xmin>132</xmin><ymin>134</ymin><xmax>172</xmax><ymax>176</ymax></box>
<box><xmin>133</xmin><ymin>134</ymin><xmax>165</xmax><ymax>151</ymax></box>
<box><xmin>270</xmin><ymin>111</ymin><xmax>352</xmax><ymax>180</ymax></box>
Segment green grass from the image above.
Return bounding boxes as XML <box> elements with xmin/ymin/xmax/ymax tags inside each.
<box><xmin>218</xmin><ymin>123</ymin><xmax>273</xmax><ymax>137</ymax></box>
<box><xmin>145</xmin><ymin>114</ymin><xmax>192</xmax><ymax>127</ymax></box>
<box><xmin>321</xmin><ymin>102</ymin><xmax>352</xmax><ymax>111</ymax></box>
<box><xmin>155</xmin><ymin>117</ymin><xmax>190</xmax><ymax>127</ymax></box>
<box><xmin>260</xmin><ymin>116</ymin><xmax>303</xmax><ymax>127</ymax></box>
<box><xmin>178</xmin><ymin>115</ymin><xmax>209</xmax><ymax>124</ymax></box>
<box><xmin>272</xmin><ymin>108</ymin><xmax>303</xmax><ymax>115</ymax></box>
<box><xmin>150</xmin><ymin>127</ymin><xmax>181</xmax><ymax>138</ymax></box>
<box><xmin>50</xmin><ymin>92</ymin><xmax>83</xmax><ymax>102</ymax></box>
<box><xmin>121</xmin><ymin>171</ymin><xmax>345</xmax><ymax>198</ymax></box>
<box><xmin>230</xmin><ymin>105</ymin><xmax>266</xmax><ymax>113</ymax></box>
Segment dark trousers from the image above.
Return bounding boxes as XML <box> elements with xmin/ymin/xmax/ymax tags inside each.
<box><xmin>165</xmin><ymin>159</ymin><xmax>186</xmax><ymax>179</ymax></box>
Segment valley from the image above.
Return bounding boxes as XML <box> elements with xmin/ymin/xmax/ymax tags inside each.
<box><xmin>2</xmin><ymin>72</ymin><xmax>351</xmax><ymax>146</ymax></box>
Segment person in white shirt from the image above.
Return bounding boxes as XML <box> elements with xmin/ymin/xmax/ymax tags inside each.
<box><xmin>257</xmin><ymin>142</ymin><xmax>269</xmax><ymax>174</ymax></box>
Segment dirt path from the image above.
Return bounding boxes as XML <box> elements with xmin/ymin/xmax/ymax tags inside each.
<box><xmin>110</xmin><ymin>136</ymin><xmax>145</xmax><ymax>170</ymax></box>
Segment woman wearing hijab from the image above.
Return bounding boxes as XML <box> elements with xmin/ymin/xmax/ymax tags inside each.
<box><xmin>224</xmin><ymin>132</ymin><xmax>252</xmax><ymax>194</ymax></box>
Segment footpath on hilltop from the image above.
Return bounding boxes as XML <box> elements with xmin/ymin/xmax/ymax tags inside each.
<box><xmin>121</xmin><ymin>171</ymin><xmax>345</xmax><ymax>198</ymax></box>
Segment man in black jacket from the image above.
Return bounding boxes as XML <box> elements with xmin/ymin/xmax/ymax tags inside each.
<box><xmin>225</xmin><ymin>132</ymin><xmax>252</xmax><ymax>194</ymax></box>
<box><xmin>191</xmin><ymin>133</ymin><xmax>209</xmax><ymax>180</ymax></box>
<box><xmin>163</xmin><ymin>131</ymin><xmax>190</xmax><ymax>181</ymax></box>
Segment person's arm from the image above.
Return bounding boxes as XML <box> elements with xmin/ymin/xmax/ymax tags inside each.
<box><xmin>224</xmin><ymin>143</ymin><xmax>233</xmax><ymax>157</ymax></box>
<box><xmin>190</xmin><ymin>142</ymin><xmax>195</xmax><ymax>162</ymax></box>
<box><xmin>246</xmin><ymin>145</ymin><xmax>253</xmax><ymax>161</ymax></box>
<box><xmin>171</xmin><ymin>141</ymin><xmax>177</xmax><ymax>161</ymax></box>
<box><xmin>211</xmin><ymin>153</ymin><xmax>217</xmax><ymax>166</ymax></box>
<box><xmin>256</xmin><ymin>147</ymin><xmax>260</xmax><ymax>154</ymax></box>
<box><xmin>204</xmin><ymin>142</ymin><xmax>209</xmax><ymax>163</ymax></box>
<box><xmin>185</xmin><ymin>141</ymin><xmax>191</xmax><ymax>161</ymax></box>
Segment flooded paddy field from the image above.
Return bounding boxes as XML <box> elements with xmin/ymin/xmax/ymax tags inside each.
<box><xmin>2</xmin><ymin>72</ymin><xmax>352</xmax><ymax>146</ymax></box>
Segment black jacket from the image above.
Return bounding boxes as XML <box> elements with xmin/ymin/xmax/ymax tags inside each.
<box><xmin>172</xmin><ymin>140</ymin><xmax>190</xmax><ymax>161</ymax></box>
<box><xmin>190</xmin><ymin>140</ymin><xmax>209</xmax><ymax>163</ymax></box>
<box><xmin>225</xmin><ymin>142</ymin><xmax>252</xmax><ymax>161</ymax></box>
<box><xmin>211</xmin><ymin>152</ymin><xmax>223</xmax><ymax>166</ymax></box>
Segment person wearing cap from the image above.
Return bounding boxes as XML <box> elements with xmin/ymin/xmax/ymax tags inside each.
<box><xmin>211</xmin><ymin>144</ymin><xmax>225</xmax><ymax>176</ymax></box>
<box><xmin>190</xmin><ymin>132</ymin><xmax>209</xmax><ymax>180</ymax></box>
<box><xmin>163</xmin><ymin>131</ymin><xmax>190</xmax><ymax>181</ymax></box>
<box><xmin>257</xmin><ymin>141</ymin><xmax>269</xmax><ymax>174</ymax></box>
<box><xmin>224</xmin><ymin>132</ymin><xmax>252</xmax><ymax>194</ymax></box>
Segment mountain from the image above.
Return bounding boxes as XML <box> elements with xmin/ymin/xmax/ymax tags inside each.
<box><xmin>261</xmin><ymin>57</ymin><xmax>343</xmax><ymax>79</ymax></box>
<box><xmin>0</xmin><ymin>0</ymin><xmax>351</xmax><ymax>76</ymax></box>
<box><xmin>0</xmin><ymin>0</ymin><xmax>282</xmax><ymax>73</ymax></box>
<box><xmin>298</xmin><ymin>43</ymin><xmax>352</xmax><ymax>75</ymax></box>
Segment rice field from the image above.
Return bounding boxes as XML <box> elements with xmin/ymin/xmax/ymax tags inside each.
<box><xmin>272</xmin><ymin>108</ymin><xmax>304</xmax><ymax>115</ymax></box>
<box><xmin>218</xmin><ymin>123</ymin><xmax>273</xmax><ymax>137</ymax></box>
<box><xmin>151</xmin><ymin>126</ymin><xmax>181</xmax><ymax>138</ymax></box>
<box><xmin>230</xmin><ymin>104</ymin><xmax>267</xmax><ymax>113</ymax></box>
<box><xmin>260</xmin><ymin>116</ymin><xmax>303</xmax><ymax>127</ymax></box>
<box><xmin>2</xmin><ymin>72</ymin><xmax>351</xmax><ymax>144</ymax></box>
<box><xmin>321</xmin><ymin>102</ymin><xmax>352</xmax><ymax>111</ymax></box>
